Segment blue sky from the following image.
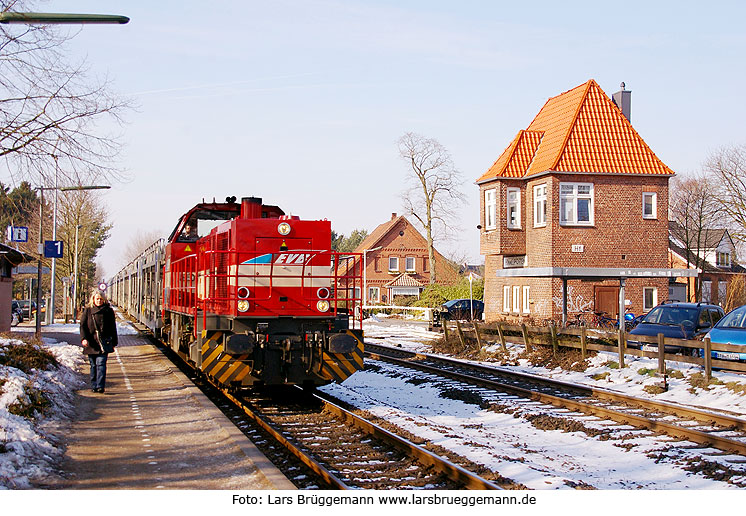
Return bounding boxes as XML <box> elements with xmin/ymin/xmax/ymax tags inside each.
<box><xmin>15</xmin><ymin>0</ymin><xmax>746</xmax><ymax>275</ymax></box>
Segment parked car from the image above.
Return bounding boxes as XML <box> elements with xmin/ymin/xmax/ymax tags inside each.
<box><xmin>11</xmin><ymin>300</ymin><xmax>23</xmax><ymax>325</ymax></box>
<box><xmin>627</xmin><ymin>302</ymin><xmax>724</xmax><ymax>355</ymax></box>
<box><xmin>433</xmin><ymin>299</ymin><xmax>484</xmax><ymax>325</ymax></box>
<box><xmin>702</xmin><ymin>304</ymin><xmax>746</xmax><ymax>363</ymax></box>
<box><xmin>17</xmin><ymin>300</ymin><xmax>36</xmax><ymax>319</ymax></box>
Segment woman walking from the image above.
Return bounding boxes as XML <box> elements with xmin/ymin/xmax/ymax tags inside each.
<box><xmin>80</xmin><ymin>291</ymin><xmax>118</xmax><ymax>393</ymax></box>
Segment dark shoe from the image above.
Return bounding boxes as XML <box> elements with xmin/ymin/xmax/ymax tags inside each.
<box><xmin>93</xmin><ymin>388</ymin><xmax>105</xmax><ymax>393</ymax></box>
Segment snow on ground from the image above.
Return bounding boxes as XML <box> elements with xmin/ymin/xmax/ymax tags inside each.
<box><xmin>321</xmin><ymin>314</ymin><xmax>746</xmax><ymax>489</ymax></box>
<box><xmin>1</xmin><ymin>314</ymin><xmax>744</xmax><ymax>489</ymax></box>
<box><xmin>0</xmin><ymin>319</ymin><xmax>138</xmax><ymax>489</ymax></box>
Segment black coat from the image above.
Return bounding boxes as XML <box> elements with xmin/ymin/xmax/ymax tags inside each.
<box><xmin>80</xmin><ymin>303</ymin><xmax>118</xmax><ymax>353</ymax></box>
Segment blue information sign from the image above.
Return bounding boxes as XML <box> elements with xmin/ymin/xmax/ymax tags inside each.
<box><xmin>44</xmin><ymin>240</ymin><xmax>64</xmax><ymax>258</ymax></box>
<box><xmin>6</xmin><ymin>226</ymin><xmax>29</xmax><ymax>242</ymax></box>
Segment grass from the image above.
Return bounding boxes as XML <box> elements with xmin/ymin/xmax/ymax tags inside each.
<box><xmin>725</xmin><ymin>381</ymin><xmax>746</xmax><ymax>396</ymax></box>
<box><xmin>7</xmin><ymin>385</ymin><xmax>51</xmax><ymax>419</ymax></box>
<box><xmin>0</xmin><ymin>339</ymin><xmax>58</xmax><ymax>373</ymax></box>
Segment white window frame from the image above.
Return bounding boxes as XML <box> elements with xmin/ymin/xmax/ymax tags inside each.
<box><xmin>642</xmin><ymin>192</ymin><xmax>657</xmax><ymax>219</ymax></box>
<box><xmin>522</xmin><ymin>286</ymin><xmax>530</xmax><ymax>314</ymax></box>
<box><xmin>507</xmin><ymin>187</ymin><xmax>521</xmax><ymax>229</ymax></box>
<box><xmin>388</xmin><ymin>256</ymin><xmax>399</xmax><ymax>272</ymax></box>
<box><xmin>503</xmin><ymin>285</ymin><xmax>510</xmax><ymax>313</ymax></box>
<box><xmin>405</xmin><ymin>256</ymin><xmax>416</xmax><ymax>272</ymax></box>
<box><xmin>533</xmin><ymin>184</ymin><xmax>547</xmax><ymax>227</ymax></box>
<box><xmin>368</xmin><ymin>286</ymin><xmax>380</xmax><ymax>303</ymax></box>
<box><xmin>512</xmin><ymin>285</ymin><xmax>520</xmax><ymax>313</ymax></box>
<box><xmin>484</xmin><ymin>188</ymin><xmax>497</xmax><ymax>230</ymax></box>
<box><xmin>643</xmin><ymin>287</ymin><xmax>658</xmax><ymax>311</ymax></box>
<box><xmin>559</xmin><ymin>182</ymin><xmax>594</xmax><ymax>226</ymax></box>
<box><xmin>717</xmin><ymin>251</ymin><xmax>731</xmax><ymax>267</ymax></box>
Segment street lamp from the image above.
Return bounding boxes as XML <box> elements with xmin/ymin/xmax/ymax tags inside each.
<box><xmin>362</xmin><ymin>246</ymin><xmax>382</xmax><ymax>307</ymax></box>
<box><xmin>0</xmin><ymin>12</ymin><xmax>129</xmax><ymax>24</ymax></box>
<box><xmin>73</xmin><ymin>224</ymin><xmax>82</xmax><ymax>323</ymax></box>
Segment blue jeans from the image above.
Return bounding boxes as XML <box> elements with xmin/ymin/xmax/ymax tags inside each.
<box><xmin>88</xmin><ymin>354</ymin><xmax>108</xmax><ymax>390</ymax></box>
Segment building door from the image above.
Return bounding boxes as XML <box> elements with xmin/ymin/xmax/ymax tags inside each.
<box><xmin>595</xmin><ymin>286</ymin><xmax>619</xmax><ymax>318</ymax></box>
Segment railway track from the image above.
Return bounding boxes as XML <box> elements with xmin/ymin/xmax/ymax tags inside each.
<box><xmin>220</xmin><ymin>387</ymin><xmax>502</xmax><ymax>490</ymax></box>
<box><xmin>126</xmin><ymin>318</ymin><xmax>502</xmax><ymax>490</ymax></box>
<box><xmin>364</xmin><ymin>343</ymin><xmax>746</xmax><ymax>472</ymax></box>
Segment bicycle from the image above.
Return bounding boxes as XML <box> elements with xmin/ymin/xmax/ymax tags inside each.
<box><xmin>576</xmin><ymin>311</ymin><xmax>618</xmax><ymax>330</ymax></box>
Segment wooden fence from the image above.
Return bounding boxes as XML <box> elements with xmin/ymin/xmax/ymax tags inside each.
<box><xmin>441</xmin><ymin>320</ymin><xmax>746</xmax><ymax>380</ymax></box>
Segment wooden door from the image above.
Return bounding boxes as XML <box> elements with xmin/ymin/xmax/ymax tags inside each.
<box><xmin>595</xmin><ymin>286</ymin><xmax>619</xmax><ymax>318</ymax></box>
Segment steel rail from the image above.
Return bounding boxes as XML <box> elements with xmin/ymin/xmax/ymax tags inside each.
<box><xmin>366</xmin><ymin>345</ymin><xmax>746</xmax><ymax>456</ymax></box>
<box><xmin>218</xmin><ymin>388</ymin><xmax>349</xmax><ymax>490</ymax></box>
<box><xmin>314</xmin><ymin>391</ymin><xmax>502</xmax><ymax>490</ymax></box>
<box><xmin>366</xmin><ymin>343</ymin><xmax>746</xmax><ymax>431</ymax></box>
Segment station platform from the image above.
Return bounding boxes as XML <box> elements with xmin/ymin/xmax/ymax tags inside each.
<box><xmin>40</xmin><ymin>328</ymin><xmax>294</xmax><ymax>490</ymax></box>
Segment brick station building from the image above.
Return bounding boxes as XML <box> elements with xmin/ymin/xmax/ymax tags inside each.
<box><xmin>477</xmin><ymin>79</ymin><xmax>696</xmax><ymax>323</ymax></box>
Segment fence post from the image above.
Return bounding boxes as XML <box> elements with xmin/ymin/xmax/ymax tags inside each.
<box><xmin>580</xmin><ymin>326</ymin><xmax>587</xmax><ymax>359</ymax></box>
<box><xmin>704</xmin><ymin>336</ymin><xmax>712</xmax><ymax>381</ymax></box>
<box><xmin>550</xmin><ymin>323</ymin><xmax>558</xmax><ymax>356</ymax></box>
<box><xmin>496</xmin><ymin>322</ymin><xmax>507</xmax><ymax>351</ymax></box>
<box><xmin>657</xmin><ymin>333</ymin><xmax>665</xmax><ymax>375</ymax></box>
<box><xmin>443</xmin><ymin>320</ymin><xmax>449</xmax><ymax>340</ymax></box>
<box><xmin>617</xmin><ymin>329</ymin><xmax>625</xmax><ymax>368</ymax></box>
<box><xmin>473</xmin><ymin>320</ymin><xmax>483</xmax><ymax>349</ymax></box>
<box><xmin>521</xmin><ymin>323</ymin><xmax>532</xmax><ymax>353</ymax></box>
<box><xmin>455</xmin><ymin>320</ymin><xmax>467</xmax><ymax>350</ymax></box>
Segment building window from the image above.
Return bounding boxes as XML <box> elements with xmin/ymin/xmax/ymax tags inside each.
<box><xmin>560</xmin><ymin>183</ymin><xmax>593</xmax><ymax>226</ymax></box>
<box><xmin>533</xmin><ymin>184</ymin><xmax>547</xmax><ymax>227</ymax></box>
<box><xmin>643</xmin><ymin>287</ymin><xmax>657</xmax><ymax>311</ymax></box>
<box><xmin>405</xmin><ymin>256</ymin><xmax>416</xmax><ymax>272</ymax></box>
<box><xmin>503</xmin><ymin>286</ymin><xmax>510</xmax><ymax>312</ymax></box>
<box><xmin>484</xmin><ymin>188</ymin><xmax>497</xmax><ymax>230</ymax></box>
<box><xmin>717</xmin><ymin>251</ymin><xmax>731</xmax><ymax>267</ymax></box>
<box><xmin>513</xmin><ymin>285</ymin><xmax>520</xmax><ymax>313</ymax></box>
<box><xmin>388</xmin><ymin>256</ymin><xmax>399</xmax><ymax>272</ymax></box>
<box><xmin>354</xmin><ymin>287</ymin><xmax>361</xmax><ymax>300</ymax></box>
<box><xmin>642</xmin><ymin>192</ymin><xmax>657</xmax><ymax>219</ymax></box>
<box><xmin>368</xmin><ymin>286</ymin><xmax>380</xmax><ymax>303</ymax></box>
<box><xmin>507</xmin><ymin>187</ymin><xmax>520</xmax><ymax>229</ymax></box>
<box><xmin>522</xmin><ymin>286</ymin><xmax>530</xmax><ymax>313</ymax></box>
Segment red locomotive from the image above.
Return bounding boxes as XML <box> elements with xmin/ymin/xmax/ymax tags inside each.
<box><xmin>112</xmin><ymin>196</ymin><xmax>364</xmax><ymax>389</ymax></box>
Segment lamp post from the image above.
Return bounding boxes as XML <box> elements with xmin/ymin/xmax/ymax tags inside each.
<box><xmin>73</xmin><ymin>224</ymin><xmax>82</xmax><ymax>323</ymax></box>
<box><xmin>362</xmin><ymin>246</ymin><xmax>382</xmax><ymax>307</ymax></box>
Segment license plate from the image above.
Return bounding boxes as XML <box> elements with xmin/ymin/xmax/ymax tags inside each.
<box><xmin>642</xmin><ymin>345</ymin><xmax>658</xmax><ymax>352</ymax></box>
<box><xmin>714</xmin><ymin>352</ymin><xmax>740</xmax><ymax>361</ymax></box>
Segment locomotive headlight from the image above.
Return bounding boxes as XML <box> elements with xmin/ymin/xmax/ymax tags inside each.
<box><xmin>277</xmin><ymin>222</ymin><xmax>291</xmax><ymax>236</ymax></box>
<box><xmin>237</xmin><ymin>286</ymin><xmax>251</xmax><ymax>299</ymax></box>
<box><xmin>237</xmin><ymin>300</ymin><xmax>250</xmax><ymax>312</ymax></box>
<box><xmin>316</xmin><ymin>287</ymin><xmax>330</xmax><ymax>299</ymax></box>
<box><xmin>316</xmin><ymin>300</ymin><xmax>330</xmax><ymax>312</ymax></box>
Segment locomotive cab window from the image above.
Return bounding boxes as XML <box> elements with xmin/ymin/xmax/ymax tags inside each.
<box><xmin>171</xmin><ymin>209</ymin><xmax>240</xmax><ymax>243</ymax></box>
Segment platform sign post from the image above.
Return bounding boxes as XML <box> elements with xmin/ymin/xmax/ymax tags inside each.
<box><xmin>43</xmin><ymin>240</ymin><xmax>63</xmax><ymax>258</ymax></box>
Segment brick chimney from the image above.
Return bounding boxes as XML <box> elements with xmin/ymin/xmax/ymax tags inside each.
<box><xmin>612</xmin><ymin>82</ymin><xmax>631</xmax><ymax>123</ymax></box>
<box><xmin>391</xmin><ymin>213</ymin><xmax>397</xmax><ymax>220</ymax></box>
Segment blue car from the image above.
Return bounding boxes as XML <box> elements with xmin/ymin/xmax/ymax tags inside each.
<box><xmin>704</xmin><ymin>304</ymin><xmax>746</xmax><ymax>363</ymax></box>
<box><xmin>627</xmin><ymin>302</ymin><xmax>724</xmax><ymax>355</ymax></box>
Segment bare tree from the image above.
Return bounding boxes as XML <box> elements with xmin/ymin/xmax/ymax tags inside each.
<box><xmin>122</xmin><ymin>229</ymin><xmax>163</xmax><ymax>265</ymax></box>
<box><xmin>1</xmin><ymin>0</ymin><xmax>130</xmax><ymax>187</ymax></box>
<box><xmin>706</xmin><ymin>144</ymin><xmax>746</xmax><ymax>246</ymax></box>
<box><xmin>669</xmin><ymin>173</ymin><xmax>721</xmax><ymax>301</ymax></box>
<box><xmin>398</xmin><ymin>132</ymin><xmax>465</xmax><ymax>284</ymax></box>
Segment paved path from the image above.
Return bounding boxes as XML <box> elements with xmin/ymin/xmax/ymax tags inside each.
<box><xmin>40</xmin><ymin>330</ymin><xmax>294</xmax><ymax>490</ymax></box>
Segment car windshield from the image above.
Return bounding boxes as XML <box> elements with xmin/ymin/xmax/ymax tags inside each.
<box><xmin>642</xmin><ymin>306</ymin><xmax>699</xmax><ymax>326</ymax></box>
<box><xmin>715</xmin><ymin>306</ymin><xmax>746</xmax><ymax>329</ymax></box>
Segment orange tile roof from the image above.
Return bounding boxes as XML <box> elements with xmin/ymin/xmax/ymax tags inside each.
<box><xmin>383</xmin><ymin>273</ymin><xmax>424</xmax><ymax>288</ymax></box>
<box><xmin>477</xmin><ymin>79</ymin><xmax>674</xmax><ymax>183</ymax></box>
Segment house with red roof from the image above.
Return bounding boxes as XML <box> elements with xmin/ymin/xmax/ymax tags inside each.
<box><xmin>478</xmin><ymin>80</ymin><xmax>681</xmax><ymax>322</ymax></box>
<box><xmin>353</xmin><ymin>213</ymin><xmax>459</xmax><ymax>305</ymax></box>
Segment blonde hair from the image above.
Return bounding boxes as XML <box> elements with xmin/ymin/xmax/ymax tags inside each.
<box><xmin>88</xmin><ymin>290</ymin><xmax>109</xmax><ymax>307</ymax></box>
